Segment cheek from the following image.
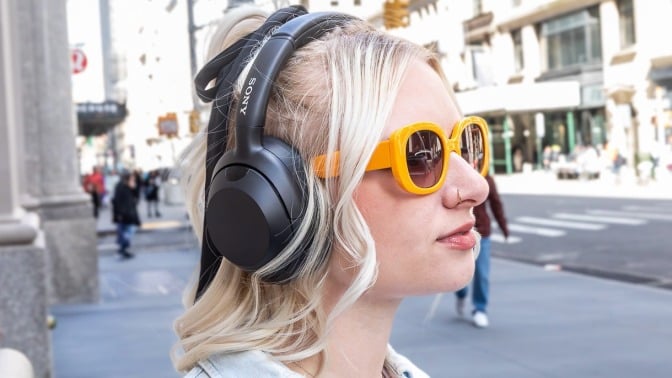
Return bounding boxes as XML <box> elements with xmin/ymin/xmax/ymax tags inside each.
<box><xmin>354</xmin><ymin>174</ymin><xmax>417</xmax><ymax>248</ymax></box>
<box><xmin>354</xmin><ymin>175</ymin><xmax>477</xmax><ymax>296</ymax></box>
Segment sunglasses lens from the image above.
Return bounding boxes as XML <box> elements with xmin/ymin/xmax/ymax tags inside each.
<box><xmin>406</xmin><ymin>130</ymin><xmax>444</xmax><ymax>188</ymax></box>
<box><xmin>459</xmin><ymin>123</ymin><xmax>486</xmax><ymax>173</ymax></box>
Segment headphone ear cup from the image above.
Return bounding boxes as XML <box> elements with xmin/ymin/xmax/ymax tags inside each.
<box><xmin>205</xmin><ymin>138</ymin><xmax>307</xmax><ymax>275</ymax></box>
<box><xmin>261</xmin><ymin>137</ymin><xmax>308</xmax><ymax>218</ymax></box>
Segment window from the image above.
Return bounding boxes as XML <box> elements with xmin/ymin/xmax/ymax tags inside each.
<box><xmin>473</xmin><ymin>0</ymin><xmax>483</xmax><ymax>16</ymax></box>
<box><xmin>469</xmin><ymin>45</ymin><xmax>495</xmax><ymax>86</ymax></box>
<box><xmin>617</xmin><ymin>0</ymin><xmax>636</xmax><ymax>48</ymax></box>
<box><xmin>512</xmin><ymin>29</ymin><xmax>524</xmax><ymax>72</ymax></box>
<box><xmin>540</xmin><ymin>7</ymin><xmax>602</xmax><ymax>72</ymax></box>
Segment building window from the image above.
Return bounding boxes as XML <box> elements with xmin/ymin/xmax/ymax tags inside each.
<box><xmin>512</xmin><ymin>29</ymin><xmax>524</xmax><ymax>72</ymax></box>
<box><xmin>468</xmin><ymin>45</ymin><xmax>495</xmax><ymax>87</ymax></box>
<box><xmin>540</xmin><ymin>7</ymin><xmax>602</xmax><ymax>72</ymax></box>
<box><xmin>473</xmin><ymin>0</ymin><xmax>483</xmax><ymax>16</ymax></box>
<box><xmin>617</xmin><ymin>0</ymin><xmax>636</xmax><ymax>48</ymax></box>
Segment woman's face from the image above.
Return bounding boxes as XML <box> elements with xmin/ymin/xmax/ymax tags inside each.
<box><xmin>350</xmin><ymin>61</ymin><xmax>489</xmax><ymax>299</ymax></box>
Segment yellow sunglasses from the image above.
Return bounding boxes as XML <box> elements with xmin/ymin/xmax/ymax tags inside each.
<box><xmin>313</xmin><ymin>116</ymin><xmax>490</xmax><ymax>195</ymax></box>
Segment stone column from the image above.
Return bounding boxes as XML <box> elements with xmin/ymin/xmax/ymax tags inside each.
<box><xmin>0</xmin><ymin>0</ymin><xmax>52</xmax><ymax>376</ymax></box>
<box><xmin>17</xmin><ymin>0</ymin><xmax>99</xmax><ymax>304</ymax></box>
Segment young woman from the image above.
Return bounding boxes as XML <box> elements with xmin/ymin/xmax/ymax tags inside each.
<box><xmin>174</xmin><ymin>5</ymin><xmax>489</xmax><ymax>377</ymax></box>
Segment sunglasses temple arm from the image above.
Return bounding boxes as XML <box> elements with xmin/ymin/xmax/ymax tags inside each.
<box><xmin>366</xmin><ymin>140</ymin><xmax>392</xmax><ymax>172</ymax></box>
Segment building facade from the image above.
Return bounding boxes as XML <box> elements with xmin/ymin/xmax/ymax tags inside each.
<box><xmin>452</xmin><ymin>0</ymin><xmax>672</xmax><ymax>175</ymax></box>
<box><xmin>315</xmin><ymin>0</ymin><xmax>672</xmax><ymax>176</ymax></box>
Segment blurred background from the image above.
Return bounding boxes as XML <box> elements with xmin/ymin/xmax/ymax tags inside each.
<box><xmin>67</xmin><ymin>0</ymin><xmax>672</xmax><ymax>181</ymax></box>
<box><xmin>1</xmin><ymin>1</ymin><xmax>672</xmax><ymax>377</ymax></box>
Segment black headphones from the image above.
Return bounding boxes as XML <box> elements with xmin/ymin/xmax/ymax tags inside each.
<box><xmin>196</xmin><ymin>10</ymin><xmax>354</xmax><ymax>296</ymax></box>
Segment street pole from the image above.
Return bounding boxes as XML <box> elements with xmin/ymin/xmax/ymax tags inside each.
<box><xmin>187</xmin><ymin>0</ymin><xmax>199</xmax><ymax>112</ymax></box>
<box><xmin>99</xmin><ymin>0</ymin><xmax>120</xmax><ymax>171</ymax></box>
<box><xmin>535</xmin><ymin>112</ymin><xmax>545</xmax><ymax>170</ymax></box>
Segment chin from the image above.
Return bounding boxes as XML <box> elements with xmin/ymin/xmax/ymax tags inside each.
<box><xmin>403</xmin><ymin>268</ymin><xmax>476</xmax><ymax>297</ymax></box>
<box><xmin>436</xmin><ymin>258</ymin><xmax>475</xmax><ymax>293</ymax></box>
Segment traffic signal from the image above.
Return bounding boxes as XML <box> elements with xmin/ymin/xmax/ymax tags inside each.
<box><xmin>157</xmin><ymin>112</ymin><xmax>178</xmax><ymax>137</ymax></box>
<box><xmin>189</xmin><ymin>110</ymin><xmax>201</xmax><ymax>134</ymax></box>
<box><xmin>383</xmin><ymin>0</ymin><xmax>410</xmax><ymax>29</ymax></box>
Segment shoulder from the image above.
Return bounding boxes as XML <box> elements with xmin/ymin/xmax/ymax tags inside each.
<box><xmin>387</xmin><ymin>345</ymin><xmax>430</xmax><ymax>378</ymax></box>
<box><xmin>183</xmin><ymin>351</ymin><xmax>303</xmax><ymax>378</ymax></box>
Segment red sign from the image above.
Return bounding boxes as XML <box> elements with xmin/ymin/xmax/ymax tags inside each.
<box><xmin>71</xmin><ymin>48</ymin><xmax>88</xmax><ymax>74</ymax></box>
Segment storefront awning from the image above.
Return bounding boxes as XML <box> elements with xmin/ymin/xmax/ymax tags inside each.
<box><xmin>76</xmin><ymin>101</ymin><xmax>127</xmax><ymax>137</ymax></box>
<box><xmin>455</xmin><ymin>81</ymin><xmax>580</xmax><ymax>115</ymax></box>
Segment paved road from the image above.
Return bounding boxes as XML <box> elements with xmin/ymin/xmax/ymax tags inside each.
<box><xmin>49</xmin><ymin>172</ymin><xmax>672</xmax><ymax>377</ymax></box>
<box><xmin>51</xmin><ymin>248</ymin><xmax>672</xmax><ymax>378</ymax></box>
<box><xmin>491</xmin><ymin>194</ymin><xmax>672</xmax><ymax>289</ymax></box>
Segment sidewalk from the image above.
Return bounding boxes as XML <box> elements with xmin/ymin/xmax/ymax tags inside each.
<box><xmin>96</xmin><ymin>198</ymin><xmax>192</xmax><ymax>237</ymax></box>
<box><xmin>50</xmin><ymin>179</ymin><xmax>672</xmax><ymax>377</ymax></box>
<box><xmin>495</xmin><ymin>168</ymin><xmax>672</xmax><ymax>200</ymax></box>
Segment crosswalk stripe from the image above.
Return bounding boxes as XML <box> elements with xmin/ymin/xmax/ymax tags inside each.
<box><xmin>507</xmin><ymin>223</ymin><xmax>566</xmax><ymax>237</ymax></box>
<box><xmin>553</xmin><ymin>213</ymin><xmax>646</xmax><ymax>225</ymax></box>
<box><xmin>490</xmin><ymin>234</ymin><xmax>522</xmax><ymax>244</ymax></box>
<box><xmin>587</xmin><ymin>209</ymin><xmax>672</xmax><ymax>221</ymax></box>
<box><xmin>622</xmin><ymin>205</ymin><xmax>672</xmax><ymax>212</ymax></box>
<box><xmin>515</xmin><ymin>216</ymin><xmax>606</xmax><ymax>230</ymax></box>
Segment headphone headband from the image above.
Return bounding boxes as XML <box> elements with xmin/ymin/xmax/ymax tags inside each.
<box><xmin>235</xmin><ymin>12</ymin><xmax>352</xmax><ymax>153</ymax></box>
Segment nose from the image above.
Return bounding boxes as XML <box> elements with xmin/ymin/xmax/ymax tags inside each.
<box><xmin>441</xmin><ymin>152</ymin><xmax>489</xmax><ymax>208</ymax></box>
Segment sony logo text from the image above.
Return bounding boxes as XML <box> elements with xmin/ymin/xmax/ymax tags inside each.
<box><xmin>239</xmin><ymin>77</ymin><xmax>257</xmax><ymax>116</ymax></box>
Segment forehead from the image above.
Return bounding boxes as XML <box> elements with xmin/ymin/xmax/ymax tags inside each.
<box><xmin>384</xmin><ymin>62</ymin><xmax>461</xmax><ymax>138</ymax></box>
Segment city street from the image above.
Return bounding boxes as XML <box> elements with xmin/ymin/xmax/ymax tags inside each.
<box><xmin>49</xmin><ymin>175</ymin><xmax>672</xmax><ymax>378</ymax></box>
<box><xmin>51</xmin><ymin>238</ymin><xmax>672</xmax><ymax>378</ymax></box>
<box><xmin>493</xmin><ymin>194</ymin><xmax>672</xmax><ymax>289</ymax></box>
<box><xmin>4</xmin><ymin>1</ymin><xmax>672</xmax><ymax>377</ymax></box>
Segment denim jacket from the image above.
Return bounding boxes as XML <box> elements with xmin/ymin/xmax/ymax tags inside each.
<box><xmin>184</xmin><ymin>345</ymin><xmax>430</xmax><ymax>378</ymax></box>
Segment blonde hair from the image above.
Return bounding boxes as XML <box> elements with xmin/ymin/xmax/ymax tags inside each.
<box><xmin>172</xmin><ymin>5</ymin><xmax>443</xmax><ymax>373</ymax></box>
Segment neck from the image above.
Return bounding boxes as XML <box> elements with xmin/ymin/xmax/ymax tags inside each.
<box><xmin>324</xmin><ymin>294</ymin><xmax>400</xmax><ymax>377</ymax></box>
<box><xmin>290</xmin><ymin>278</ymin><xmax>402</xmax><ymax>377</ymax></box>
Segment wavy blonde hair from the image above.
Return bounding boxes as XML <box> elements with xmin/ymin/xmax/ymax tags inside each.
<box><xmin>172</xmin><ymin>5</ymin><xmax>445</xmax><ymax>373</ymax></box>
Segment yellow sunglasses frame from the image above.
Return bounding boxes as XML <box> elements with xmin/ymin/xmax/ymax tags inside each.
<box><xmin>313</xmin><ymin>116</ymin><xmax>490</xmax><ymax>195</ymax></box>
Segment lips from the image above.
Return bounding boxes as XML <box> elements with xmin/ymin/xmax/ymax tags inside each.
<box><xmin>438</xmin><ymin>222</ymin><xmax>477</xmax><ymax>250</ymax></box>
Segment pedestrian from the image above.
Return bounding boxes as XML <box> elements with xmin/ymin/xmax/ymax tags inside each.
<box><xmin>131</xmin><ymin>169</ymin><xmax>144</xmax><ymax>202</ymax></box>
<box><xmin>82</xmin><ymin>166</ymin><xmax>105</xmax><ymax>218</ymax></box>
<box><xmin>455</xmin><ymin>173</ymin><xmax>509</xmax><ymax>328</ymax></box>
<box><xmin>173</xmin><ymin>5</ymin><xmax>490</xmax><ymax>377</ymax></box>
<box><xmin>144</xmin><ymin>170</ymin><xmax>161</xmax><ymax>218</ymax></box>
<box><xmin>111</xmin><ymin>171</ymin><xmax>141</xmax><ymax>259</ymax></box>
<box><xmin>103</xmin><ymin>169</ymin><xmax>120</xmax><ymax>208</ymax></box>
<box><xmin>542</xmin><ymin>145</ymin><xmax>552</xmax><ymax>171</ymax></box>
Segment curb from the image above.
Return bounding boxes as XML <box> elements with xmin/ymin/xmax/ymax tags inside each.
<box><xmin>492</xmin><ymin>252</ymin><xmax>672</xmax><ymax>291</ymax></box>
<box><xmin>97</xmin><ymin>223</ymin><xmax>192</xmax><ymax>237</ymax></box>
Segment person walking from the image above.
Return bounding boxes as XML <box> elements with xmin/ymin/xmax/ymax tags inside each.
<box><xmin>82</xmin><ymin>166</ymin><xmax>105</xmax><ymax>218</ymax></box>
<box><xmin>111</xmin><ymin>172</ymin><xmax>141</xmax><ymax>259</ymax></box>
<box><xmin>455</xmin><ymin>173</ymin><xmax>509</xmax><ymax>328</ymax></box>
<box><xmin>144</xmin><ymin>170</ymin><xmax>161</xmax><ymax>218</ymax></box>
<box><xmin>131</xmin><ymin>169</ymin><xmax>144</xmax><ymax>202</ymax></box>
